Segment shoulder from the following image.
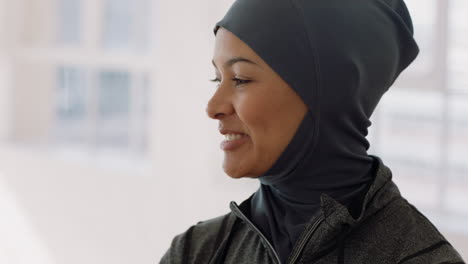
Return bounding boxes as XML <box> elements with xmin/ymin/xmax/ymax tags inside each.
<box><xmin>393</xmin><ymin>198</ymin><xmax>464</xmax><ymax>263</ymax></box>
<box><xmin>159</xmin><ymin>212</ymin><xmax>237</xmax><ymax>264</ymax></box>
<box><xmin>355</xmin><ymin>195</ymin><xmax>464</xmax><ymax>263</ymax></box>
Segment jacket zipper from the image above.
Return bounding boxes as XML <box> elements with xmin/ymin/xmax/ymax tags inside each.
<box><xmin>230</xmin><ymin>202</ymin><xmax>325</xmax><ymax>264</ymax></box>
<box><xmin>287</xmin><ymin>215</ymin><xmax>325</xmax><ymax>264</ymax></box>
<box><xmin>230</xmin><ymin>202</ymin><xmax>282</xmax><ymax>264</ymax></box>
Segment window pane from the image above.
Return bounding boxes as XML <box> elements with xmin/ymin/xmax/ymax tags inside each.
<box><xmin>446</xmin><ymin>0</ymin><xmax>468</xmax><ymax>215</ymax></box>
<box><xmin>56</xmin><ymin>66</ymin><xmax>86</xmax><ymax>120</ymax></box>
<box><xmin>370</xmin><ymin>89</ymin><xmax>444</xmax><ymax>209</ymax></box>
<box><xmin>97</xmin><ymin>70</ymin><xmax>131</xmax><ymax>148</ymax></box>
<box><xmin>134</xmin><ymin>73</ymin><xmax>150</xmax><ymax>154</ymax></box>
<box><xmin>102</xmin><ymin>0</ymin><xmax>150</xmax><ymax>51</ymax></box>
<box><xmin>99</xmin><ymin>71</ymin><xmax>130</xmax><ymax>117</ymax></box>
<box><xmin>379</xmin><ymin>89</ymin><xmax>443</xmax><ymax>165</ymax></box>
<box><xmin>448</xmin><ymin>96</ymin><xmax>468</xmax><ymax>179</ymax></box>
<box><xmin>449</xmin><ymin>0</ymin><xmax>468</xmax><ymax>93</ymax></box>
<box><xmin>404</xmin><ymin>0</ymin><xmax>437</xmax><ymax>75</ymax></box>
<box><xmin>103</xmin><ymin>0</ymin><xmax>132</xmax><ymax>49</ymax></box>
<box><xmin>141</xmin><ymin>74</ymin><xmax>150</xmax><ymax>116</ymax></box>
<box><xmin>447</xmin><ymin>96</ymin><xmax>468</xmax><ymax>214</ymax></box>
<box><xmin>57</xmin><ymin>0</ymin><xmax>81</xmax><ymax>44</ymax></box>
<box><xmin>54</xmin><ymin>66</ymin><xmax>87</xmax><ymax>143</ymax></box>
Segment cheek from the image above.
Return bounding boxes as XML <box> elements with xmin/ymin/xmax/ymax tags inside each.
<box><xmin>236</xmin><ymin>94</ymin><xmax>274</xmax><ymax>138</ymax></box>
<box><xmin>239</xmin><ymin>88</ymin><xmax>291</xmax><ymax>132</ymax></box>
<box><xmin>237</xmin><ymin>87</ymin><xmax>301</xmax><ymax>165</ymax></box>
<box><xmin>235</xmin><ymin>93</ymin><xmax>282</xmax><ymax>158</ymax></box>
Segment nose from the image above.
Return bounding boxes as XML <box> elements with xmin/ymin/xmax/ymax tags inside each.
<box><xmin>206</xmin><ymin>87</ymin><xmax>234</xmax><ymax>120</ymax></box>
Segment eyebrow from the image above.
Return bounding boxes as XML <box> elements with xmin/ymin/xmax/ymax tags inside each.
<box><xmin>211</xmin><ymin>56</ymin><xmax>261</xmax><ymax>69</ymax></box>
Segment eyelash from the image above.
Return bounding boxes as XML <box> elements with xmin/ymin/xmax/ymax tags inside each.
<box><xmin>210</xmin><ymin>77</ymin><xmax>250</xmax><ymax>86</ymax></box>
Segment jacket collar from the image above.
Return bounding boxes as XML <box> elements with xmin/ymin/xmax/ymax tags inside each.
<box><xmin>319</xmin><ymin>155</ymin><xmax>400</xmax><ymax>230</ymax></box>
<box><xmin>230</xmin><ymin>155</ymin><xmax>402</xmax><ymax>262</ymax></box>
<box><xmin>234</xmin><ymin>155</ymin><xmax>400</xmax><ymax>232</ymax></box>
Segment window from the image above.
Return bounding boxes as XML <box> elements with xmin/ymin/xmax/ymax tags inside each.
<box><xmin>9</xmin><ymin>0</ymin><xmax>153</xmax><ymax>162</ymax></box>
<box><xmin>102</xmin><ymin>0</ymin><xmax>150</xmax><ymax>51</ymax></box>
<box><xmin>57</xmin><ymin>0</ymin><xmax>81</xmax><ymax>45</ymax></box>
<box><xmin>53</xmin><ymin>67</ymin><xmax>149</xmax><ymax>153</ymax></box>
<box><xmin>368</xmin><ymin>0</ymin><xmax>468</xmax><ymax>222</ymax></box>
<box><xmin>54</xmin><ymin>66</ymin><xmax>87</xmax><ymax>144</ymax></box>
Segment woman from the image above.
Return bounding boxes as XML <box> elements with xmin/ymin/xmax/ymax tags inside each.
<box><xmin>161</xmin><ymin>0</ymin><xmax>465</xmax><ymax>263</ymax></box>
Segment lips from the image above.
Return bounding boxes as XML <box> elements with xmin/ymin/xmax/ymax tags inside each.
<box><xmin>219</xmin><ymin>129</ymin><xmax>247</xmax><ymax>136</ymax></box>
<box><xmin>220</xmin><ymin>134</ymin><xmax>249</xmax><ymax>151</ymax></box>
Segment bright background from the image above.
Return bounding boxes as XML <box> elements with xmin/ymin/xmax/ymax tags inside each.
<box><xmin>0</xmin><ymin>0</ymin><xmax>466</xmax><ymax>263</ymax></box>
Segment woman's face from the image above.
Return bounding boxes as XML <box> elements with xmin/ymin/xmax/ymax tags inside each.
<box><xmin>206</xmin><ymin>27</ymin><xmax>308</xmax><ymax>179</ymax></box>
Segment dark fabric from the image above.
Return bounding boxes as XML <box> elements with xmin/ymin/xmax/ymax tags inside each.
<box><xmin>160</xmin><ymin>156</ymin><xmax>465</xmax><ymax>263</ymax></box>
<box><xmin>212</xmin><ymin>0</ymin><xmax>419</xmax><ymax>262</ymax></box>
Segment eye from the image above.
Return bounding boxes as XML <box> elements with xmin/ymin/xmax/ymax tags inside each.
<box><xmin>232</xmin><ymin>78</ymin><xmax>250</xmax><ymax>86</ymax></box>
<box><xmin>209</xmin><ymin>77</ymin><xmax>250</xmax><ymax>86</ymax></box>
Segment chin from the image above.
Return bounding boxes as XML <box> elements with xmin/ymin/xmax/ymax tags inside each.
<box><xmin>226</xmin><ymin>174</ymin><xmax>244</xmax><ymax>179</ymax></box>
<box><xmin>224</xmin><ymin>168</ymin><xmax>246</xmax><ymax>179</ymax></box>
<box><xmin>222</xmin><ymin>155</ymin><xmax>262</xmax><ymax>179</ymax></box>
<box><xmin>223</xmin><ymin>165</ymin><xmax>246</xmax><ymax>179</ymax></box>
<box><xmin>224</xmin><ymin>167</ymin><xmax>260</xmax><ymax>179</ymax></box>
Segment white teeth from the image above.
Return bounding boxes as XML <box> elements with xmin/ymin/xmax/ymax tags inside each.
<box><xmin>225</xmin><ymin>133</ymin><xmax>244</xmax><ymax>141</ymax></box>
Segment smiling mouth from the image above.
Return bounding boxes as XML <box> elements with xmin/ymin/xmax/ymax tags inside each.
<box><xmin>224</xmin><ymin>133</ymin><xmax>248</xmax><ymax>141</ymax></box>
<box><xmin>220</xmin><ymin>134</ymin><xmax>249</xmax><ymax>151</ymax></box>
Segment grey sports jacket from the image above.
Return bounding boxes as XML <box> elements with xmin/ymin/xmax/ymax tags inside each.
<box><xmin>160</xmin><ymin>156</ymin><xmax>465</xmax><ymax>264</ymax></box>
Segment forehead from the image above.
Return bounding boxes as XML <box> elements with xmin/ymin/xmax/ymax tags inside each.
<box><xmin>212</xmin><ymin>27</ymin><xmax>264</xmax><ymax>70</ymax></box>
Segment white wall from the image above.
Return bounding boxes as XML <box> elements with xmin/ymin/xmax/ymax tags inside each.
<box><xmin>0</xmin><ymin>0</ymin><xmax>260</xmax><ymax>263</ymax></box>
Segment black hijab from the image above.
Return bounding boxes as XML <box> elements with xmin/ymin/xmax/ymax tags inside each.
<box><xmin>213</xmin><ymin>0</ymin><xmax>419</xmax><ymax>262</ymax></box>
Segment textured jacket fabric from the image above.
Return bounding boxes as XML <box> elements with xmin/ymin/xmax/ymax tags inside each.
<box><xmin>160</xmin><ymin>155</ymin><xmax>464</xmax><ymax>264</ymax></box>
